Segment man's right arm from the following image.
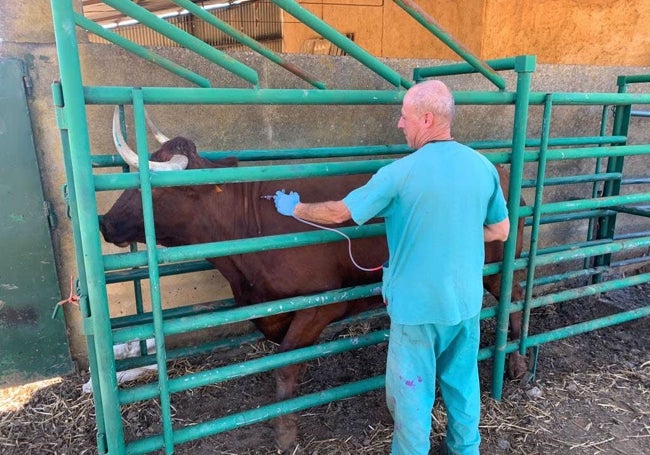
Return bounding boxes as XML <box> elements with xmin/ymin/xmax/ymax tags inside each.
<box><xmin>294</xmin><ymin>200</ymin><xmax>351</xmax><ymax>224</ymax></box>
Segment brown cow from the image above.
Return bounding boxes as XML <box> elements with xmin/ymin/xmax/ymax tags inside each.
<box><xmin>99</xmin><ymin>109</ymin><xmax>526</xmax><ymax>451</ymax></box>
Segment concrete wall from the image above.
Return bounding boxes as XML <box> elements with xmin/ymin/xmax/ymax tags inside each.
<box><xmin>2</xmin><ymin>0</ymin><xmax>649</xmax><ymax>368</ymax></box>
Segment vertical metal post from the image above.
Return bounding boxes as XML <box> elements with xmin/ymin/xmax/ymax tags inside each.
<box><xmin>131</xmin><ymin>90</ymin><xmax>176</xmax><ymax>453</ymax></box>
<box><xmin>593</xmin><ymin>77</ymin><xmax>632</xmax><ymax>281</ymax></box>
<box><xmin>520</xmin><ymin>94</ymin><xmax>553</xmax><ymax>358</ymax></box>
<box><xmin>50</xmin><ymin>1</ymin><xmax>126</xmax><ymax>453</ymax></box>
<box><xmin>114</xmin><ymin>105</ymin><xmax>150</xmax><ymax>361</ymax></box>
<box><xmin>491</xmin><ymin>55</ymin><xmax>535</xmax><ymax>399</ymax></box>
<box><xmin>53</xmin><ymin>82</ymin><xmax>109</xmax><ymax>453</ymax></box>
<box><xmin>584</xmin><ymin>105</ymin><xmax>610</xmax><ymax>270</ymax></box>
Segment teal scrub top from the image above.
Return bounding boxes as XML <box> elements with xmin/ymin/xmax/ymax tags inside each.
<box><xmin>343</xmin><ymin>141</ymin><xmax>508</xmax><ymax>325</ymax></box>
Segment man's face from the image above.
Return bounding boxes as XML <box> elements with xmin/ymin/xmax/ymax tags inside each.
<box><xmin>397</xmin><ymin>95</ymin><xmax>425</xmax><ymax>149</ymax></box>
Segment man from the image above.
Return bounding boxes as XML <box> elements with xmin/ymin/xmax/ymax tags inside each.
<box><xmin>273</xmin><ymin>80</ymin><xmax>510</xmax><ymax>455</ymax></box>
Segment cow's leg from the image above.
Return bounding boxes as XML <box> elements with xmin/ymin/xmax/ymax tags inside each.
<box><xmin>272</xmin><ymin>303</ymin><xmax>348</xmax><ymax>452</ymax></box>
<box><xmin>483</xmin><ymin>274</ymin><xmax>528</xmax><ymax>380</ymax></box>
<box><xmin>273</xmin><ymin>363</ymin><xmax>304</xmax><ymax>451</ymax></box>
<box><xmin>506</xmin><ymin>278</ymin><xmax>528</xmax><ymax>380</ymax></box>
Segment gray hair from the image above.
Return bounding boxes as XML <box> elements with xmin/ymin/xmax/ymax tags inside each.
<box><xmin>407</xmin><ymin>80</ymin><xmax>455</xmax><ymax>121</ymax></box>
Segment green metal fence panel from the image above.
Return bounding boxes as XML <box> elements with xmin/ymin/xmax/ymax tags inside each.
<box><xmin>490</xmin><ymin>55</ymin><xmax>535</xmax><ymax>398</ymax></box>
<box><xmin>0</xmin><ymin>58</ymin><xmax>74</xmax><ymax>387</ymax></box>
<box><xmin>48</xmin><ymin>1</ymin><xmax>650</xmax><ymax>453</ymax></box>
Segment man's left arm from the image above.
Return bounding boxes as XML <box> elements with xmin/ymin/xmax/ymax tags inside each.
<box><xmin>484</xmin><ymin>217</ymin><xmax>510</xmax><ymax>242</ymax></box>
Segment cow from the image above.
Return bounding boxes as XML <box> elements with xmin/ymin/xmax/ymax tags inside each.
<box><xmin>99</xmin><ymin>108</ymin><xmax>526</xmax><ymax>451</ymax></box>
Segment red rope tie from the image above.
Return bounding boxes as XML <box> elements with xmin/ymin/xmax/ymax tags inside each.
<box><xmin>51</xmin><ymin>276</ymin><xmax>80</xmax><ymax>319</ymax></box>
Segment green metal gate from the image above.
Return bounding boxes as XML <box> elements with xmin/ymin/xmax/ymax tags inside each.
<box><xmin>0</xmin><ymin>58</ymin><xmax>73</xmax><ymax>387</ymax></box>
<box><xmin>49</xmin><ymin>1</ymin><xmax>650</xmax><ymax>454</ymax></box>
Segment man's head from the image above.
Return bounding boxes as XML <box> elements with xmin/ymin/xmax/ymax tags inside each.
<box><xmin>397</xmin><ymin>80</ymin><xmax>455</xmax><ymax>149</ymax></box>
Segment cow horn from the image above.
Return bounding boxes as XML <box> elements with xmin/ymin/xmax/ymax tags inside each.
<box><xmin>112</xmin><ymin>106</ymin><xmax>188</xmax><ymax>171</ymax></box>
<box><xmin>144</xmin><ymin>108</ymin><xmax>170</xmax><ymax>144</ymax></box>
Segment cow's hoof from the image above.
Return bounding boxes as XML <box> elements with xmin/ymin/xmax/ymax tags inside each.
<box><xmin>507</xmin><ymin>352</ymin><xmax>528</xmax><ymax>380</ymax></box>
<box><xmin>274</xmin><ymin>414</ymin><xmax>298</xmax><ymax>453</ymax></box>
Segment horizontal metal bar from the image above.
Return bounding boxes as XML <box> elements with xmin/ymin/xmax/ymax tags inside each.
<box><xmin>119</xmin><ymin>329</ymin><xmax>389</xmax><ymax>403</ymax></box>
<box><xmin>90</xmin><ymin>136</ymin><xmax>626</xmax><ymax>169</ymax></box>
<box><xmin>528</xmin><ymin>273</ymin><xmax>650</xmax><ymax>310</ymax></box>
<box><xmin>615</xmin><ymin>230</ymin><xmax>650</xmax><ymax>240</ymax></box>
<box><xmin>84</xmin><ymin>86</ymin><xmax>406</xmax><ymax>105</ymax></box>
<box><xmin>608</xmin><ymin>205</ymin><xmax>650</xmax><ymax>217</ymax></box>
<box><xmin>112</xmin><ymin>282</ymin><xmax>382</xmax><ymax>343</ymax></box>
<box><xmin>526</xmin><ymin>238</ymin><xmax>612</xmax><ymax>259</ymax></box>
<box><xmin>92</xmin><ymin>144</ymin><xmax>410</xmax><ymax>167</ymax></box>
<box><xmin>518</xmin><ymin>193</ymin><xmax>650</xmax><ymax>217</ymax></box>
<box><xmin>483</xmin><ymin>235</ymin><xmax>650</xmax><ymax>276</ymax></box>
<box><xmin>534</xmin><ymin>236</ymin><xmax>650</xmax><ymax>266</ymax></box>
<box><xmin>631</xmin><ymin>110</ymin><xmax>650</xmax><ymax>117</ymax></box>
<box><xmin>522</xmin><ymin>172</ymin><xmax>622</xmax><ymax>188</ymax></box>
<box><xmin>622</xmin><ymin>177</ymin><xmax>650</xmax><ymax>184</ymax></box>
<box><xmin>429</xmin><ymin>135</ymin><xmax>625</xmax><ymax>152</ymax></box>
<box><xmin>116</xmin><ymin>307</ymin><xmax>388</xmax><ymax>371</ymax></box>
<box><xmin>104</xmin><ymin>222</ymin><xmax>385</xmax><ymax>272</ymax></box>
<box><xmin>536</xmin><ymin>144</ymin><xmax>650</xmax><ymax>161</ymax></box>
<box><xmin>82</xmin><ymin>86</ymin><xmax>650</xmax><ymax>106</ymax></box>
<box><xmin>482</xmin><ymin>144</ymin><xmax>649</xmax><ymax>165</ymax></box>
<box><xmin>524</xmin><ymin>210</ymin><xmax>613</xmax><ymax>227</ymax></box>
<box><xmin>110</xmin><ymin>297</ymin><xmax>235</xmax><ymax>330</ymax></box>
<box><xmin>105</xmin><ymin>260</ymin><xmax>213</xmax><ymax>284</ymax></box>
<box><xmin>126</xmin><ymin>375</ymin><xmax>386</xmax><ymax>454</ymax></box>
<box><xmin>93</xmin><ymin>144</ymin><xmax>650</xmax><ymax>193</ymax></box>
<box><xmin>481</xmin><ymin>271</ymin><xmax>650</xmax><ymax>320</ymax></box>
<box><xmin>619</xmin><ymin>74</ymin><xmax>650</xmax><ymax>84</ymax></box>
<box><xmin>94</xmin><ymin>159</ymin><xmax>394</xmax><ymax>191</ymax></box>
<box><xmin>489</xmin><ymin>301</ymin><xmax>650</xmax><ymax>359</ymax></box>
<box><xmin>526</xmin><ymin>266</ymin><xmax>611</xmax><ymax>288</ymax></box>
<box><xmin>528</xmin><ymin>91</ymin><xmax>650</xmax><ymax>106</ymax></box>
<box><xmin>116</xmin><ymin>331</ymin><xmax>262</xmax><ymax>371</ymax></box>
<box><xmin>523</xmin><ymin>304</ymin><xmax>650</xmax><ymax>349</ymax></box>
<box><xmin>612</xmin><ymin>255</ymin><xmax>650</xmax><ymax>267</ymax></box>
<box><xmin>414</xmin><ymin>57</ymin><xmax>518</xmax><ymax>80</ymax></box>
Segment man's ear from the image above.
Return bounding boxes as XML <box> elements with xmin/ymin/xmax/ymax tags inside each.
<box><xmin>423</xmin><ymin>111</ymin><xmax>434</xmax><ymax>126</ymax></box>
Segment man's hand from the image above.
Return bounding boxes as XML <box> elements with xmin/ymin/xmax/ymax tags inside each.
<box><xmin>274</xmin><ymin>190</ymin><xmax>300</xmax><ymax>216</ymax></box>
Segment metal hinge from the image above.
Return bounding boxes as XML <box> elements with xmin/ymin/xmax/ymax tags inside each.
<box><xmin>52</xmin><ymin>81</ymin><xmax>68</xmax><ymax>129</ymax></box>
<box><xmin>22</xmin><ymin>74</ymin><xmax>33</xmax><ymax>97</ymax></box>
<box><xmin>44</xmin><ymin>200</ymin><xmax>58</xmax><ymax>230</ymax></box>
<box><xmin>61</xmin><ymin>183</ymin><xmax>73</xmax><ymax>220</ymax></box>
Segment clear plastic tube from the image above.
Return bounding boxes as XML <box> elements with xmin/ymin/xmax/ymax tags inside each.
<box><xmin>292</xmin><ymin>215</ymin><xmax>383</xmax><ymax>272</ymax></box>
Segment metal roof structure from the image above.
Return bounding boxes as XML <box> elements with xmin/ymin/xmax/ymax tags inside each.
<box><xmin>81</xmin><ymin>0</ymin><xmax>246</xmax><ymax>26</ymax></box>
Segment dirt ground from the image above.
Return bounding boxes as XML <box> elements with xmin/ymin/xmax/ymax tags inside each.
<box><xmin>1</xmin><ymin>281</ymin><xmax>648</xmax><ymax>455</ymax></box>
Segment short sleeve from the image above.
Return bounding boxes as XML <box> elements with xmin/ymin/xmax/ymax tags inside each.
<box><xmin>485</xmin><ymin>167</ymin><xmax>509</xmax><ymax>225</ymax></box>
<box><xmin>343</xmin><ymin>166</ymin><xmax>399</xmax><ymax>225</ymax></box>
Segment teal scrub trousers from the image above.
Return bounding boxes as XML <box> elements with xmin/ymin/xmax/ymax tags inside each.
<box><xmin>385</xmin><ymin>315</ymin><xmax>481</xmax><ymax>455</ymax></box>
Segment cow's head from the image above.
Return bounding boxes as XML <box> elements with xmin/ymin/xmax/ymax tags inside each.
<box><xmin>99</xmin><ymin>107</ymin><xmax>237</xmax><ymax>247</ymax></box>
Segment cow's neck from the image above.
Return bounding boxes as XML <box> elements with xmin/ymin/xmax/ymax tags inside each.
<box><xmin>202</xmin><ymin>181</ymin><xmax>271</xmax><ymax>304</ymax></box>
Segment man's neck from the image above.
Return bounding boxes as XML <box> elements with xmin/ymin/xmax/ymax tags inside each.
<box><xmin>416</xmin><ymin>135</ymin><xmax>453</xmax><ymax>148</ymax></box>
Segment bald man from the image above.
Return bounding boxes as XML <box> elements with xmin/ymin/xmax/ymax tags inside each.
<box><xmin>274</xmin><ymin>80</ymin><xmax>509</xmax><ymax>454</ymax></box>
